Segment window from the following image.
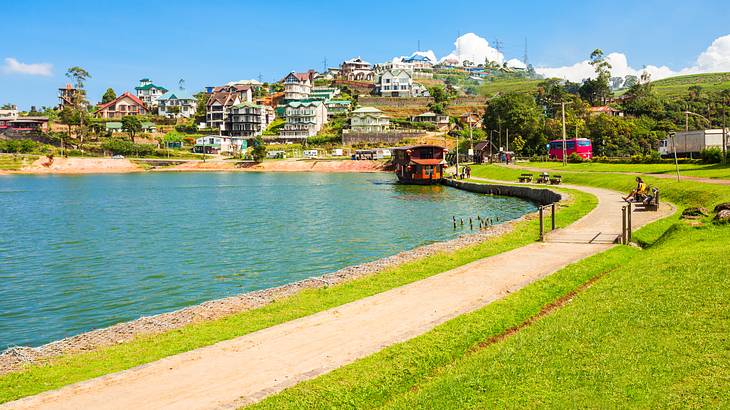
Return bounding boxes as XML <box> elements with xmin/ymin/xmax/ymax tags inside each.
<box><xmin>578</xmin><ymin>140</ymin><xmax>591</xmax><ymax>147</ymax></box>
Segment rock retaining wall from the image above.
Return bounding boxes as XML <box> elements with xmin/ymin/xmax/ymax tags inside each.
<box><xmin>443</xmin><ymin>179</ymin><xmax>563</xmax><ymax>206</ymax></box>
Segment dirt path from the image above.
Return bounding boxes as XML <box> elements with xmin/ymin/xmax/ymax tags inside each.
<box><xmin>2</xmin><ymin>184</ymin><xmax>673</xmax><ymax>410</ymax></box>
<box><xmin>505</xmin><ymin>163</ymin><xmax>730</xmax><ymax>185</ymax></box>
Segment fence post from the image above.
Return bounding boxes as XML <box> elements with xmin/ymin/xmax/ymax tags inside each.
<box><xmin>539</xmin><ymin>206</ymin><xmax>545</xmax><ymax>241</ymax></box>
<box><xmin>627</xmin><ymin>203</ymin><xmax>632</xmax><ymax>243</ymax></box>
<box><xmin>621</xmin><ymin>206</ymin><xmax>627</xmax><ymax>245</ymax></box>
<box><xmin>551</xmin><ymin>203</ymin><xmax>556</xmax><ymax>231</ymax></box>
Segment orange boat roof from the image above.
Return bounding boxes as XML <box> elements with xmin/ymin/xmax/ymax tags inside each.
<box><xmin>410</xmin><ymin>158</ymin><xmax>445</xmax><ymax>165</ymax></box>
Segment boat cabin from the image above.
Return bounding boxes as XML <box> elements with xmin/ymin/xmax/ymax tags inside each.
<box><xmin>391</xmin><ymin>145</ymin><xmax>447</xmax><ymax>184</ymax></box>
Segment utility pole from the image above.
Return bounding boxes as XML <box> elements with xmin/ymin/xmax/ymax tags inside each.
<box><xmin>554</xmin><ymin>101</ymin><xmax>573</xmax><ymax>166</ymax></box>
<box><xmin>671</xmin><ymin>132</ymin><xmax>680</xmax><ymax>181</ymax></box>
<box><xmin>455</xmin><ymin>128</ymin><xmax>460</xmax><ymax>177</ymax></box>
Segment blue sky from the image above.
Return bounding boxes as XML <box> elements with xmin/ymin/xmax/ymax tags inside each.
<box><xmin>2</xmin><ymin>0</ymin><xmax>730</xmax><ymax>109</ymax></box>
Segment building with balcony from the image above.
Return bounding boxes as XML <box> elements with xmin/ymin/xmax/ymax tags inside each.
<box><xmin>378</xmin><ymin>69</ymin><xmax>415</xmax><ymax>97</ymax></box>
<box><xmin>350</xmin><ymin>107</ymin><xmax>390</xmax><ymax>133</ymax></box>
<box><xmin>205</xmin><ymin>84</ymin><xmax>253</xmax><ymax>131</ymax></box>
<box><xmin>412</xmin><ymin>111</ymin><xmax>450</xmax><ymax>130</ymax></box>
<box><xmin>227</xmin><ymin>102</ymin><xmax>275</xmax><ymax>138</ymax></box>
<box><xmin>135</xmin><ymin>78</ymin><xmax>168</xmax><ymax>107</ymax></box>
<box><xmin>280</xmin><ymin>100</ymin><xmax>328</xmax><ymax>139</ymax></box>
<box><xmin>157</xmin><ymin>89</ymin><xmax>197</xmax><ymax>118</ymax></box>
<box><xmin>282</xmin><ymin>70</ymin><xmax>316</xmax><ymax>100</ymax></box>
<box><xmin>57</xmin><ymin>84</ymin><xmax>88</xmax><ymax>109</ymax></box>
<box><xmin>339</xmin><ymin>57</ymin><xmax>374</xmax><ymax>81</ymax></box>
<box><xmin>94</xmin><ymin>92</ymin><xmax>149</xmax><ymax>119</ymax></box>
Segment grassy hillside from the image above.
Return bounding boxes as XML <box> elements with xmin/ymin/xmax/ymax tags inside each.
<box><xmin>478</xmin><ymin>78</ymin><xmax>542</xmax><ymax>97</ymax></box>
<box><xmin>650</xmin><ymin>72</ymin><xmax>730</xmax><ymax>98</ymax></box>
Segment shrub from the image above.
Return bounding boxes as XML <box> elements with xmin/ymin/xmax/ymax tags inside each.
<box><xmin>700</xmin><ymin>147</ymin><xmax>722</xmax><ymax>164</ymax></box>
<box><xmin>568</xmin><ymin>153</ymin><xmax>583</xmax><ymax>163</ymax></box>
<box><xmin>307</xmin><ymin>134</ymin><xmax>341</xmax><ymax>146</ymax></box>
<box><xmin>101</xmin><ymin>138</ymin><xmax>156</xmax><ymax>157</ymax></box>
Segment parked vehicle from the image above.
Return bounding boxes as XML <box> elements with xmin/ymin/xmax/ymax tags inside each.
<box><xmin>548</xmin><ymin>138</ymin><xmax>592</xmax><ymax>160</ymax></box>
<box><xmin>659</xmin><ymin>129</ymin><xmax>727</xmax><ymax>157</ymax></box>
<box><xmin>303</xmin><ymin>150</ymin><xmax>319</xmax><ymax>159</ymax></box>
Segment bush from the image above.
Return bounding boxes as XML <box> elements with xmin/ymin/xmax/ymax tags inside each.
<box><xmin>101</xmin><ymin>138</ymin><xmax>156</xmax><ymax>157</ymax></box>
<box><xmin>700</xmin><ymin>147</ymin><xmax>722</xmax><ymax>164</ymax></box>
<box><xmin>307</xmin><ymin>134</ymin><xmax>341</xmax><ymax>146</ymax></box>
<box><xmin>568</xmin><ymin>153</ymin><xmax>583</xmax><ymax>163</ymax></box>
<box><xmin>0</xmin><ymin>139</ymin><xmax>39</xmax><ymax>153</ymax></box>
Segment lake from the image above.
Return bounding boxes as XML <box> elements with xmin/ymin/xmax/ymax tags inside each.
<box><xmin>0</xmin><ymin>172</ymin><xmax>537</xmax><ymax>348</ymax></box>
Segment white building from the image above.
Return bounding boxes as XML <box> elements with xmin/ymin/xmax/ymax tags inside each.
<box><xmin>660</xmin><ymin>129</ymin><xmax>729</xmax><ymax>157</ymax></box>
<box><xmin>280</xmin><ymin>100</ymin><xmax>328</xmax><ymax>139</ymax></box>
<box><xmin>339</xmin><ymin>57</ymin><xmax>374</xmax><ymax>81</ymax></box>
<box><xmin>350</xmin><ymin>107</ymin><xmax>390</xmax><ymax>133</ymax></box>
<box><xmin>135</xmin><ymin>78</ymin><xmax>168</xmax><ymax>107</ymax></box>
<box><xmin>378</xmin><ymin>69</ymin><xmax>415</xmax><ymax>97</ymax></box>
<box><xmin>283</xmin><ymin>71</ymin><xmax>315</xmax><ymax>100</ymax></box>
<box><xmin>157</xmin><ymin>90</ymin><xmax>197</xmax><ymax>118</ymax></box>
<box><xmin>193</xmin><ymin>135</ymin><xmax>246</xmax><ymax>155</ymax></box>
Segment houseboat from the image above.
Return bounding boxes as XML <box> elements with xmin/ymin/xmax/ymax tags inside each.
<box><xmin>391</xmin><ymin>145</ymin><xmax>448</xmax><ymax>185</ymax></box>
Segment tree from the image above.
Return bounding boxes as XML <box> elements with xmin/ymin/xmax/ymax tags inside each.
<box><xmin>688</xmin><ymin>85</ymin><xmax>703</xmax><ymax>100</ymax></box>
<box><xmin>101</xmin><ymin>88</ymin><xmax>117</xmax><ymax>104</ymax></box>
<box><xmin>623</xmin><ymin>75</ymin><xmax>639</xmax><ymax>89</ymax></box>
<box><xmin>579</xmin><ymin>49</ymin><xmax>613</xmax><ymax>105</ymax></box>
<box><xmin>428</xmin><ymin>85</ymin><xmax>449</xmax><ymax>114</ymax></box>
<box><xmin>251</xmin><ymin>136</ymin><xmax>267</xmax><ymax>163</ymax></box>
<box><xmin>121</xmin><ymin>116</ymin><xmax>143</xmax><ymax>143</ymax></box>
<box><xmin>65</xmin><ymin>66</ymin><xmax>91</xmax><ymax>145</ymax></box>
<box><xmin>1</xmin><ymin>103</ymin><xmax>14</xmax><ymax>110</ymax></box>
<box><xmin>483</xmin><ymin>93</ymin><xmax>544</xmax><ymax>155</ymax></box>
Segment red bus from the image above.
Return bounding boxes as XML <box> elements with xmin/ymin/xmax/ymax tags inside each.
<box><xmin>548</xmin><ymin>138</ymin><xmax>593</xmax><ymax>160</ymax></box>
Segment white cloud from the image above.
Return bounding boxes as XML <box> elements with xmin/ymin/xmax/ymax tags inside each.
<box><xmin>506</xmin><ymin>58</ymin><xmax>527</xmax><ymax>69</ymax></box>
<box><xmin>440</xmin><ymin>33</ymin><xmax>504</xmax><ymax>65</ymax></box>
<box><xmin>534</xmin><ymin>34</ymin><xmax>730</xmax><ymax>83</ymax></box>
<box><xmin>411</xmin><ymin>50</ymin><xmax>438</xmax><ymax>63</ymax></box>
<box><xmin>2</xmin><ymin>58</ymin><xmax>53</xmax><ymax>76</ymax></box>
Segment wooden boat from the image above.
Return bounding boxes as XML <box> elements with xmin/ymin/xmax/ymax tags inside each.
<box><xmin>391</xmin><ymin>145</ymin><xmax>448</xmax><ymax>185</ymax></box>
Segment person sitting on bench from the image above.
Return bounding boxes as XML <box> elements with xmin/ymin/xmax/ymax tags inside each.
<box><xmin>623</xmin><ymin>177</ymin><xmax>649</xmax><ymax>202</ymax></box>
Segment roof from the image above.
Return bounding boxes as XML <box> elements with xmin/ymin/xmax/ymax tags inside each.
<box><xmin>343</xmin><ymin>57</ymin><xmax>371</xmax><ymax>65</ymax></box>
<box><xmin>392</xmin><ymin>145</ymin><xmax>446</xmax><ymax>151</ymax></box>
<box><xmin>206</xmin><ymin>91</ymin><xmax>239</xmax><ymax>107</ymax></box>
<box><xmin>287</xmin><ymin>100</ymin><xmax>323</xmax><ymax>108</ymax></box>
<box><xmin>589</xmin><ymin>106</ymin><xmax>621</xmax><ymax>113</ymax></box>
<box><xmin>135</xmin><ymin>83</ymin><xmax>168</xmax><ymax>92</ymax></box>
<box><xmin>95</xmin><ymin>92</ymin><xmax>147</xmax><ymax>112</ymax></box>
<box><xmin>410</xmin><ymin>158</ymin><xmax>446</xmax><ymax>166</ymax></box>
<box><xmin>352</xmin><ymin>107</ymin><xmax>382</xmax><ymax>114</ymax></box>
<box><xmin>474</xmin><ymin>141</ymin><xmax>490</xmax><ymax>151</ymax></box>
<box><xmin>326</xmin><ymin>100</ymin><xmax>351</xmax><ymax>105</ymax></box>
<box><xmin>231</xmin><ymin>101</ymin><xmax>265</xmax><ymax>109</ymax></box>
<box><xmin>414</xmin><ymin>111</ymin><xmax>437</xmax><ymax>117</ymax></box>
<box><xmin>158</xmin><ymin>90</ymin><xmax>194</xmax><ymax>101</ymax></box>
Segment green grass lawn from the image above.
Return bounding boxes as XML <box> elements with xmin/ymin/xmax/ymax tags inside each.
<box><xmin>522</xmin><ymin>161</ymin><xmax>730</xmax><ymax>180</ymax></box>
<box><xmin>250</xmin><ymin>167</ymin><xmax>730</xmax><ymax>409</ymax></box>
<box><xmin>0</xmin><ymin>188</ymin><xmax>596</xmax><ymax>404</ymax></box>
<box><xmin>479</xmin><ymin>78</ymin><xmax>542</xmax><ymax>97</ymax></box>
<box><xmin>0</xmin><ymin>154</ymin><xmax>38</xmax><ymax>170</ymax></box>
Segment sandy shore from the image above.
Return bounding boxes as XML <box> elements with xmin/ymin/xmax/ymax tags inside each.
<box><xmin>0</xmin><ymin>215</ymin><xmax>524</xmax><ymax>375</ymax></box>
<box><xmin>7</xmin><ymin>157</ymin><xmax>387</xmax><ymax>175</ymax></box>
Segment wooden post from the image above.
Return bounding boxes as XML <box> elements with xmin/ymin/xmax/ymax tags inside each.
<box><xmin>551</xmin><ymin>203</ymin><xmax>556</xmax><ymax>231</ymax></box>
<box><xmin>469</xmin><ymin>217</ymin><xmax>473</xmax><ymax>230</ymax></box>
<box><xmin>622</xmin><ymin>206</ymin><xmax>627</xmax><ymax>245</ymax></box>
<box><xmin>627</xmin><ymin>203</ymin><xmax>632</xmax><ymax>242</ymax></box>
<box><xmin>539</xmin><ymin>206</ymin><xmax>545</xmax><ymax>241</ymax></box>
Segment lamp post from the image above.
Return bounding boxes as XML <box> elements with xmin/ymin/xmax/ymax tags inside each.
<box><xmin>670</xmin><ymin>132</ymin><xmax>680</xmax><ymax>182</ymax></box>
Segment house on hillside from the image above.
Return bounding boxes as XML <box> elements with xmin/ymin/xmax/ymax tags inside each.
<box><xmin>412</xmin><ymin>111</ymin><xmax>450</xmax><ymax>130</ymax></box>
<box><xmin>0</xmin><ymin>109</ymin><xmax>49</xmax><ymax>133</ymax></box>
<box><xmin>325</xmin><ymin>100</ymin><xmax>351</xmax><ymax>118</ymax></box>
<box><xmin>227</xmin><ymin>102</ymin><xmax>275</xmax><ymax>137</ymax></box>
<box><xmin>589</xmin><ymin>106</ymin><xmax>624</xmax><ymax>117</ymax></box>
<box><xmin>135</xmin><ymin>79</ymin><xmax>168</xmax><ymax>108</ymax></box>
<box><xmin>57</xmin><ymin>84</ymin><xmax>88</xmax><ymax>109</ymax></box>
<box><xmin>157</xmin><ymin>89</ymin><xmax>197</xmax><ymax>118</ymax></box>
<box><xmin>339</xmin><ymin>57</ymin><xmax>374</xmax><ymax>81</ymax></box>
<box><xmin>377</xmin><ymin>69</ymin><xmax>415</xmax><ymax>97</ymax></box>
<box><xmin>204</xmin><ymin>84</ymin><xmax>253</xmax><ymax>131</ymax></box>
<box><xmin>402</xmin><ymin>55</ymin><xmax>434</xmax><ymax>78</ymax></box>
<box><xmin>282</xmin><ymin>71</ymin><xmax>316</xmax><ymax>100</ymax></box>
<box><xmin>95</xmin><ymin>92</ymin><xmax>149</xmax><ymax>118</ymax></box>
<box><xmin>280</xmin><ymin>100</ymin><xmax>328</xmax><ymax>139</ymax></box>
<box><xmin>460</xmin><ymin>112</ymin><xmax>483</xmax><ymax>129</ymax></box>
<box><xmin>193</xmin><ymin>135</ymin><xmax>246</xmax><ymax>155</ymax></box>
<box><xmin>351</xmin><ymin>107</ymin><xmax>390</xmax><ymax>133</ymax></box>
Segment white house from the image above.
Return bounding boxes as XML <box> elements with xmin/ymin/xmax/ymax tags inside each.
<box><xmin>157</xmin><ymin>90</ymin><xmax>197</xmax><ymax>118</ymax></box>
<box><xmin>350</xmin><ymin>107</ymin><xmax>390</xmax><ymax>133</ymax></box>
<box><xmin>412</xmin><ymin>111</ymin><xmax>450</xmax><ymax>130</ymax></box>
<box><xmin>280</xmin><ymin>100</ymin><xmax>328</xmax><ymax>139</ymax></box>
<box><xmin>135</xmin><ymin>78</ymin><xmax>168</xmax><ymax>107</ymax></box>
<box><xmin>283</xmin><ymin>71</ymin><xmax>315</xmax><ymax>100</ymax></box>
<box><xmin>339</xmin><ymin>57</ymin><xmax>374</xmax><ymax>81</ymax></box>
<box><xmin>378</xmin><ymin>69</ymin><xmax>415</xmax><ymax>97</ymax></box>
<box><xmin>193</xmin><ymin>135</ymin><xmax>246</xmax><ymax>155</ymax></box>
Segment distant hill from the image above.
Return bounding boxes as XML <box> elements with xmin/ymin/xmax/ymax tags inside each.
<box><xmin>478</xmin><ymin>78</ymin><xmax>542</xmax><ymax>97</ymax></box>
<box><xmin>649</xmin><ymin>72</ymin><xmax>730</xmax><ymax>98</ymax></box>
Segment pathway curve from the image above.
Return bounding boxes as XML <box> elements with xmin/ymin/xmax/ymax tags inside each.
<box><xmin>503</xmin><ymin>163</ymin><xmax>730</xmax><ymax>185</ymax></box>
<box><xmin>2</xmin><ymin>183</ymin><xmax>673</xmax><ymax>410</ymax></box>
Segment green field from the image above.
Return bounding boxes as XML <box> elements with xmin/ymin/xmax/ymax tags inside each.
<box><xmin>0</xmin><ymin>187</ymin><xmax>596</xmax><ymax>403</ymax></box>
<box><xmin>649</xmin><ymin>72</ymin><xmax>730</xmax><ymax>98</ymax></box>
<box><xmin>250</xmin><ymin>165</ymin><xmax>730</xmax><ymax>409</ymax></box>
<box><xmin>522</xmin><ymin>161</ymin><xmax>730</xmax><ymax>180</ymax></box>
<box><xmin>0</xmin><ymin>154</ymin><xmax>38</xmax><ymax>170</ymax></box>
<box><xmin>479</xmin><ymin>78</ymin><xmax>542</xmax><ymax>96</ymax></box>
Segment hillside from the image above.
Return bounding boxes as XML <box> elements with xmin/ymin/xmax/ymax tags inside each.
<box><xmin>649</xmin><ymin>72</ymin><xmax>730</xmax><ymax>97</ymax></box>
<box><xmin>478</xmin><ymin>78</ymin><xmax>542</xmax><ymax>97</ymax></box>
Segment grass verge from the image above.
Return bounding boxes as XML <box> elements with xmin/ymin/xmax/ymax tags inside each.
<box><xmin>523</xmin><ymin>161</ymin><xmax>730</xmax><ymax>180</ymax></box>
<box><xmin>249</xmin><ymin>169</ymin><xmax>730</xmax><ymax>409</ymax></box>
<box><xmin>0</xmin><ymin>187</ymin><xmax>596</xmax><ymax>403</ymax></box>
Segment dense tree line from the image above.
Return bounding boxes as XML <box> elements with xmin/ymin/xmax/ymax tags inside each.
<box><xmin>482</xmin><ymin>49</ymin><xmax>730</xmax><ymax>157</ymax></box>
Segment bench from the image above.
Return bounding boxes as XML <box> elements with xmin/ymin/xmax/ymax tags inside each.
<box><xmin>536</xmin><ymin>173</ymin><xmax>550</xmax><ymax>184</ymax></box>
<box><xmin>549</xmin><ymin>175</ymin><xmax>562</xmax><ymax>185</ymax></box>
<box><xmin>634</xmin><ymin>187</ymin><xmax>660</xmax><ymax>211</ymax></box>
<box><xmin>518</xmin><ymin>173</ymin><xmax>534</xmax><ymax>183</ymax></box>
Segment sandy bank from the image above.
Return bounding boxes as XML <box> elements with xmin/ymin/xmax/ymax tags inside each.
<box><xmin>19</xmin><ymin>157</ymin><xmax>144</xmax><ymax>174</ymax></box>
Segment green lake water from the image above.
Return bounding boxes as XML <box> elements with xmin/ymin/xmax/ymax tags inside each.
<box><xmin>0</xmin><ymin>172</ymin><xmax>536</xmax><ymax>348</ymax></box>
